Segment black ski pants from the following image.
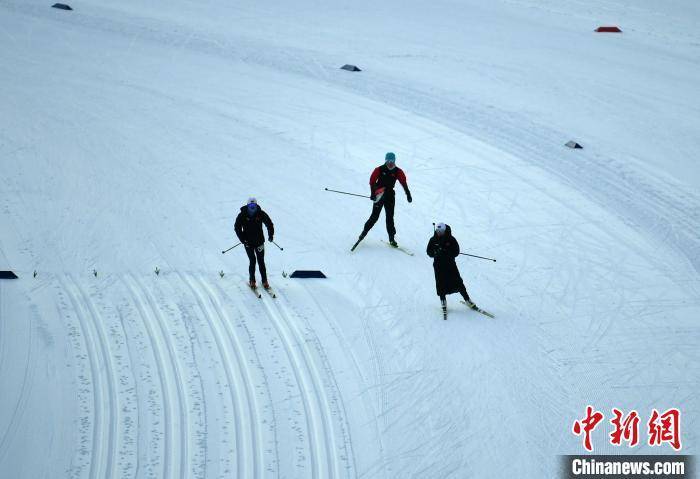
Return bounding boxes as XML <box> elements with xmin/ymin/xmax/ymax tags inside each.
<box><xmin>363</xmin><ymin>192</ymin><xmax>396</xmax><ymax>238</ymax></box>
<box><xmin>245</xmin><ymin>244</ymin><xmax>267</xmax><ymax>282</ymax></box>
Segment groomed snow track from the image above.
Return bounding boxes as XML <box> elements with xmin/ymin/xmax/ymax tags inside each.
<box><xmin>4</xmin><ymin>273</ymin><xmax>359</xmax><ymax>478</ymax></box>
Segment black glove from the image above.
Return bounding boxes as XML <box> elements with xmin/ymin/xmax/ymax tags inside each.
<box><xmin>370</xmin><ymin>194</ymin><xmax>376</xmax><ymax>201</ymax></box>
<box><xmin>268</xmin><ymin>235</ymin><xmax>273</xmax><ymax>242</ymax></box>
<box><xmin>406</xmin><ymin>191</ymin><xmax>412</xmax><ymax>203</ymax></box>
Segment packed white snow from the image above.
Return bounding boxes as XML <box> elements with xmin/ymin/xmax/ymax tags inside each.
<box><xmin>1</xmin><ymin>0</ymin><xmax>699</xmax><ymax>477</ymax></box>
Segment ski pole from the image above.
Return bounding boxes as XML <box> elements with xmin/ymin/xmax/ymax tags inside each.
<box><xmin>221</xmin><ymin>242</ymin><xmax>241</xmax><ymax>254</ymax></box>
<box><xmin>459</xmin><ymin>252</ymin><xmax>497</xmax><ymax>262</ymax></box>
<box><xmin>433</xmin><ymin>222</ymin><xmax>496</xmax><ymax>261</ymax></box>
<box><xmin>271</xmin><ymin>240</ymin><xmax>284</xmax><ymax>251</ymax></box>
<box><xmin>324</xmin><ymin>187</ymin><xmax>370</xmax><ymax>199</ymax></box>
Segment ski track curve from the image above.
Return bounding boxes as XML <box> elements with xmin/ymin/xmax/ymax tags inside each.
<box><xmin>300</xmin><ymin>283</ymin><xmax>372</xmax><ymax>478</ymax></box>
<box><xmin>356</xmin><ymin>277</ymin><xmax>390</xmax><ymax>430</ymax></box>
<box><xmin>278</xmin><ymin>286</ymin><xmax>358</xmax><ymax>479</ymax></box>
<box><xmin>62</xmin><ymin>274</ymin><xmax>118</xmax><ymax>479</ymax></box>
<box><xmin>121</xmin><ymin>274</ymin><xmax>186</xmax><ymax>479</ymax></box>
<box><xmin>71</xmin><ymin>277</ymin><xmax>122</xmax><ymax>479</ymax></box>
<box><xmin>195</xmin><ymin>275</ymin><xmax>267</xmax><ymax>479</ymax></box>
<box><xmin>260</xmin><ymin>290</ymin><xmax>344</xmax><ymax>479</ymax></box>
<box><xmin>178</xmin><ymin>271</ymin><xmax>253</xmax><ymax>479</ymax></box>
<box><xmin>113</xmin><ymin>294</ymin><xmax>142</xmax><ymax>478</ymax></box>
<box><xmin>130</xmin><ymin>274</ymin><xmax>192</xmax><ymax>479</ymax></box>
<box><xmin>215</xmin><ymin>281</ymin><xmax>282</xmax><ymax>478</ymax></box>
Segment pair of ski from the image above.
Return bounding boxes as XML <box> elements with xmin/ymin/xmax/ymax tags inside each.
<box><xmin>441</xmin><ymin>299</ymin><xmax>495</xmax><ymax>320</ymax></box>
<box><xmin>351</xmin><ymin>238</ymin><xmax>414</xmax><ymax>256</ymax></box>
<box><xmin>248</xmin><ymin>283</ymin><xmax>276</xmax><ymax>298</ymax></box>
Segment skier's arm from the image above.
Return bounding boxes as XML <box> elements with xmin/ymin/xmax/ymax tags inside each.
<box><xmin>234</xmin><ymin>214</ymin><xmax>246</xmax><ymax>244</ymax></box>
<box><xmin>262</xmin><ymin>212</ymin><xmax>275</xmax><ymax>241</ymax></box>
<box><xmin>397</xmin><ymin>169</ymin><xmax>412</xmax><ymax>202</ymax></box>
<box><xmin>450</xmin><ymin>238</ymin><xmax>460</xmax><ymax>257</ymax></box>
<box><xmin>369</xmin><ymin>167</ymin><xmax>381</xmax><ymax>198</ymax></box>
<box><xmin>426</xmin><ymin>237</ymin><xmax>437</xmax><ymax>257</ymax></box>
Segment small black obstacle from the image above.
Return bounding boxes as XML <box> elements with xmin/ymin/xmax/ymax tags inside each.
<box><xmin>0</xmin><ymin>271</ymin><xmax>18</xmax><ymax>279</ymax></box>
<box><xmin>290</xmin><ymin>270</ymin><xmax>327</xmax><ymax>278</ymax></box>
<box><xmin>565</xmin><ymin>140</ymin><xmax>583</xmax><ymax>149</ymax></box>
<box><xmin>595</xmin><ymin>26</ymin><xmax>622</xmax><ymax>33</ymax></box>
<box><xmin>340</xmin><ymin>64</ymin><xmax>361</xmax><ymax>72</ymax></box>
<box><xmin>52</xmin><ymin>3</ymin><xmax>73</xmax><ymax>10</ymax></box>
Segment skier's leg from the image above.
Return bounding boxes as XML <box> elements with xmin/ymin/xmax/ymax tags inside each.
<box><xmin>245</xmin><ymin>246</ymin><xmax>257</xmax><ymax>282</ymax></box>
<box><xmin>256</xmin><ymin>247</ymin><xmax>268</xmax><ymax>283</ymax></box>
<box><xmin>384</xmin><ymin>194</ymin><xmax>396</xmax><ymax>241</ymax></box>
<box><xmin>458</xmin><ymin>284</ymin><xmax>472</xmax><ymax>303</ymax></box>
<box><xmin>362</xmin><ymin>200</ymin><xmax>383</xmax><ymax>236</ymax></box>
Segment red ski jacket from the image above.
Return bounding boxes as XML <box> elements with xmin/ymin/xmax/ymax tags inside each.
<box><xmin>369</xmin><ymin>164</ymin><xmax>409</xmax><ymax>196</ymax></box>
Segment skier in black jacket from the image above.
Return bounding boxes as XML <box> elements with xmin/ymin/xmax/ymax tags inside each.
<box><xmin>426</xmin><ymin>223</ymin><xmax>477</xmax><ymax>316</ymax></box>
<box><xmin>234</xmin><ymin>197</ymin><xmax>274</xmax><ymax>289</ymax></box>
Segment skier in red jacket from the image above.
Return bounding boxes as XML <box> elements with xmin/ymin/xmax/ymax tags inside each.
<box><xmin>353</xmin><ymin>152</ymin><xmax>412</xmax><ymax>249</ymax></box>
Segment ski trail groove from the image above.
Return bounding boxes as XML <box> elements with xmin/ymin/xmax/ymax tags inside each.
<box><xmin>121</xmin><ymin>274</ymin><xmax>179</xmax><ymax>479</ymax></box>
<box><xmin>196</xmin><ymin>276</ymin><xmax>264</xmax><ymax>479</ymax></box>
<box><xmin>130</xmin><ymin>274</ymin><xmax>191</xmax><ymax>479</ymax></box>
<box><xmin>178</xmin><ymin>272</ymin><xmax>251</xmax><ymax>479</ymax></box>
<box><xmin>114</xmin><ymin>299</ymin><xmax>142</xmax><ymax>478</ymax></box>
<box><xmin>71</xmin><ymin>277</ymin><xmax>121</xmax><ymax>479</ymax></box>
<box><xmin>261</xmin><ymin>293</ymin><xmax>340</xmax><ymax>479</ymax></box>
<box><xmin>63</xmin><ymin>274</ymin><xmax>117</xmax><ymax>479</ymax></box>
<box><xmin>300</xmin><ymin>284</ymin><xmax>368</xmax><ymax>479</ymax></box>
<box><xmin>217</xmin><ymin>281</ymin><xmax>281</xmax><ymax>478</ymax></box>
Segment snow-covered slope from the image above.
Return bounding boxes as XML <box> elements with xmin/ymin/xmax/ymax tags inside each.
<box><xmin>1</xmin><ymin>0</ymin><xmax>699</xmax><ymax>477</ymax></box>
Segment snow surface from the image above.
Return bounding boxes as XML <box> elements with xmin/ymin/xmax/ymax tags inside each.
<box><xmin>1</xmin><ymin>0</ymin><xmax>699</xmax><ymax>477</ymax></box>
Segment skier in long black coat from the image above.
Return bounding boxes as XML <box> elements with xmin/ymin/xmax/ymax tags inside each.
<box><xmin>426</xmin><ymin>223</ymin><xmax>477</xmax><ymax>311</ymax></box>
<box><xmin>234</xmin><ymin>197</ymin><xmax>274</xmax><ymax>289</ymax></box>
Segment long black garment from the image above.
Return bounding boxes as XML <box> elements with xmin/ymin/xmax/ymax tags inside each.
<box><xmin>426</xmin><ymin>225</ymin><xmax>469</xmax><ymax>299</ymax></box>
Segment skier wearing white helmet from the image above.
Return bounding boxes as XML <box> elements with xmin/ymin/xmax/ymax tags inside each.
<box><xmin>427</xmin><ymin>223</ymin><xmax>478</xmax><ymax>319</ymax></box>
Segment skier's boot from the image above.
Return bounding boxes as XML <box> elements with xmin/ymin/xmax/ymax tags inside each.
<box><xmin>248</xmin><ymin>279</ymin><xmax>256</xmax><ymax>288</ymax></box>
<box><xmin>388</xmin><ymin>235</ymin><xmax>398</xmax><ymax>247</ymax></box>
<box><xmin>351</xmin><ymin>230</ymin><xmax>367</xmax><ymax>251</ymax></box>
<box><xmin>262</xmin><ymin>281</ymin><xmax>270</xmax><ymax>290</ymax></box>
